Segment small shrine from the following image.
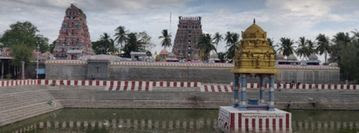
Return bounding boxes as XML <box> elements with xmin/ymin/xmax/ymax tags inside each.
<box><xmin>218</xmin><ymin>19</ymin><xmax>292</xmax><ymax>132</ymax></box>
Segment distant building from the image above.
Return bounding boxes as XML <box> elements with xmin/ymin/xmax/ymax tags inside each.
<box><xmin>276</xmin><ymin>54</ymin><xmax>339</xmax><ymax>83</ymax></box>
<box><xmin>53</xmin><ymin>4</ymin><xmax>94</xmax><ymax>60</ymax></box>
<box><xmin>172</xmin><ymin>16</ymin><xmax>202</xmax><ymax>61</ymax></box>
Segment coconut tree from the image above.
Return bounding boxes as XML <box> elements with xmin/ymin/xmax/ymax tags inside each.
<box><xmin>92</xmin><ymin>33</ymin><xmax>117</xmax><ymax>55</ymax></box>
<box><xmin>197</xmin><ymin>34</ymin><xmax>216</xmax><ymax>61</ymax></box>
<box><xmin>158</xmin><ymin>29</ymin><xmax>172</xmax><ymax>49</ymax></box>
<box><xmin>316</xmin><ymin>34</ymin><xmax>330</xmax><ymax>64</ymax></box>
<box><xmin>330</xmin><ymin>32</ymin><xmax>351</xmax><ymax>63</ymax></box>
<box><xmin>114</xmin><ymin>26</ymin><xmax>128</xmax><ymax>48</ymax></box>
<box><xmin>306</xmin><ymin>39</ymin><xmax>316</xmax><ymax>57</ymax></box>
<box><xmin>278</xmin><ymin>37</ymin><xmax>295</xmax><ymax>57</ymax></box>
<box><xmin>213</xmin><ymin>32</ymin><xmax>223</xmax><ymax>50</ymax></box>
<box><xmin>296</xmin><ymin>37</ymin><xmax>307</xmax><ymax>58</ymax></box>
<box><xmin>225</xmin><ymin>32</ymin><xmax>240</xmax><ymax>60</ymax></box>
<box><xmin>121</xmin><ymin>32</ymin><xmax>152</xmax><ymax>58</ymax></box>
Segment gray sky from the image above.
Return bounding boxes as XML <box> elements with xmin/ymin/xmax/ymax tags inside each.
<box><xmin>0</xmin><ymin>0</ymin><xmax>358</xmax><ymax>54</ymax></box>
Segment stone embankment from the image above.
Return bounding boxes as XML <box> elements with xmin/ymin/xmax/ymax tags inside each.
<box><xmin>0</xmin><ymin>86</ymin><xmax>62</xmax><ymax>127</ymax></box>
<box><xmin>1</xmin><ymin>79</ymin><xmax>359</xmax><ymax>127</ymax></box>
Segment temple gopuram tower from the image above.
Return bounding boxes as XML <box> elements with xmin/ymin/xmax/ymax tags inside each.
<box><xmin>53</xmin><ymin>4</ymin><xmax>94</xmax><ymax>60</ymax></box>
<box><xmin>172</xmin><ymin>16</ymin><xmax>202</xmax><ymax>61</ymax></box>
<box><xmin>218</xmin><ymin>20</ymin><xmax>291</xmax><ymax>132</ymax></box>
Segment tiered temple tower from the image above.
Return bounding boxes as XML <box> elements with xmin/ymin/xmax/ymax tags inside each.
<box><xmin>53</xmin><ymin>4</ymin><xmax>94</xmax><ymax>60</ymax></box>
<box><xmin>172</xmin><ymin>16</ymin><xmax>202</xmax><ymax>61</ymax></box>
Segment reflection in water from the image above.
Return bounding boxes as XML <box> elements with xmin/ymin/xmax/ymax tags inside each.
<box><xmin>0</xmin><ymin>109</ymin><xmax>358</xmax><ymax>133</ymax></box>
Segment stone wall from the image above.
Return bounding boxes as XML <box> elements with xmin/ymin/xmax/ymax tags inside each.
<box><xmin>45</xmin><ymin>61</ymin><xmax>340</xmax><ymax>84</ymax></box>
<box><xmin>109</xmin><ymin>66</ymin><xmax>232</xmax><ymax>83</ymax></box>
<box><xmin>48</xmin><ymin>86</ymin><xmax>359</xmax><ymax>110</ymax></box>
<box><xmin>46</xmin><ymin>63</ymin><xmax>86</xmax><ymax>80</ymax></box>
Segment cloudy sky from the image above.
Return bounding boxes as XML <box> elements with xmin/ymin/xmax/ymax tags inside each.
<box><xmin>0</xmin><ymin>0</ymin><xmax>358</xmax><ymax>53</ymax></box>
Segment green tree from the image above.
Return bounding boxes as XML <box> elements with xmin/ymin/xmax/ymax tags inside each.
<box><xmin>49</xmin><ymin>41</ymin><xmax>56</xmax><ymax>53</ymax></box>
<box><xmin>330</xmin><ymin>32</ymin><xmax>351</xmax><ymax>63</ymax></box>
<box><xmin>114</xmin><ymin>26</ymin><xmax>128</xmax><ymax>48</ymax></box>
<box><xmin>35</xmin><ymin>35</ymin><xmax>49</xmax><ymax>53</ymax></box>
<box><xmin>296</xmin><ymin>37</ymin><xmax>307</xmax><ymax>58</ymax></box>
<box><xmin>306</xmin><ymin>39</ymin><xmax>316</xmax><ymax>57</ymax></box>
<box><xmin>338</xmin><ymin>40</ymin><xmax>359</xmax><ymax>82</ymax></box>
<box><xmin>122</xmin><ymin>32</ymin><xmax>152</xmax><ymax>57</ymax></box>
<box><xmin>278</xmin><ymin>37</ymin><xmax>295</xmax><ymax>57</ymax></box>
<box><xmin>197</xmin><ymin>34</ymin><xmax>216</xmax><ymax>61</ymax></box>
<box><xmin>316</xmin><ymin>34</ymin><xmax>330</xmax><ymax>64</ymax></box>
<box><xmin>217</xmin><ymin>52</ymin><xmax>226</xmax><ymax>63</ymax></box>
<box><xmin>225</xmin><ymin>32</ymin><xmax>239</xmax><ymax>61</ymax></box>
<box><xmin>92</xmin><ymin>33</ymin><xmax>117</xmax><ymax>55</ymax></box>
<box><xmin>351</xmin><ymin>29</ymin><xmax>359</xmax><ymax>42</ymax></box>
<box><xmin>213</xmin><ymin>32</ymin><xmax>223</xmax><ymax>49</ymax></box>
<box><xmin>0</xmin><ymin>21</ymin><xmax>49</xmax><ymax>69</ymax></box>
<box><xmin>158</xmin><ymin>29</ymin><xmax>172</xmax><ymax>48</ymax></box>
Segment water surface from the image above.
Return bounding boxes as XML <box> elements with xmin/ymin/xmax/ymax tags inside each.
<box><xmin>1</xmin><ymin>109</ymin><xmax>358</xmax><ymax>133</ymax></box>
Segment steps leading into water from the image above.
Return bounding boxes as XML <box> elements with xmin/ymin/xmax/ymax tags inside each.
<box><xmin>0</xmin><ymin>86</ymin><xmax>63</xmax><ymax>127</ymax></box>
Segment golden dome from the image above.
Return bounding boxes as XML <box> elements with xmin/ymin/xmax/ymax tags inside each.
<box><xmin>242</xmin><ymin>19</ymin><xmax>267</xmax><ymax>39</ymax></box>
<box><xmin>232</xmin><ymin>19</ymin><xmax>276</xmax><ymax>74</ymax></box>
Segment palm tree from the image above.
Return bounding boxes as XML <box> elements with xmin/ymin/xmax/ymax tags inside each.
<box><xmin>225</xmin><ymin>32</ymin><xmax>240</xmax><ymax>60</ymax></box>
<box><xmin>316</xmin><ymin>34</ymin><xmax>330</xmax><ymax>64</ymax></box>
<box><xmin>122</xmin><ymin>33</ymin><xmax>138</xmax><ymax>57</ymax></box>
<box><xmin>330</xmin><ymin>32</ymin><xmax>351</xmax><ymax>63</ymax></box>
<box><xmin>351</xmin><ymin>29</ymin><xmax>359</xmax><ymax>42</ymax></box>
<box><xmin>225</xmin><ymin>32</ymin><xmax>233</xmax><ymax>45</ymax></box>
<box><xmin>121</xmin><ymin>32</ymin><xmax>152</xmax><ymax>58</ymax></box>
<box><xmin>296</xmin><ymin>37</ymin><xmax>307</xmax><ymax>58</ymax></box>
<box><xmin>213</xmin><ymin>32</ymin><xmax>223</xmax><ymax>50</ymax></box>
<box><xmin>267</xmin><ymin>38</ymin><xmax>278</xmax><ymax>53</ymax></box>
<box><xmin>306</xmin><ymin>39</ymin><xmax>316</xmax><ymax>57</ymax></box>
<box><xmin>197</xmin><ymin>34</ymin><xmax>216</xmax><ymax>61</ymax></box>
<box><xmin>92</xmin><ymin>33</ymin><xmax>117</xmax><ymax>55</ymax></box>
<box><xmin>158</xmin><ymin>29</ymin><xmax>172</xmax><ymax>49</ymax></box>
<box><xmin>114</xmin><ymin>26</ymin><xmax>127</xmax><ymax>48</ymax></box>
<box><xmin>278</xmin><ymin>37</ymin><xmax>295</xmax><ymax>57</ymax></box>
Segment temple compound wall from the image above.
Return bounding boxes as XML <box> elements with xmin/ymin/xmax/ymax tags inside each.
<box><xmin>45</xmin><ymin>60</ymin><xmax>340</xmax><ymax>84</ymax></box>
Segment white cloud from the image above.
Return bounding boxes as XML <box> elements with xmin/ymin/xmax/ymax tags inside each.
<box><xmin>0</xmin><ymin>0</ymin><xmax>359</xmax><ymax>56</ymax></box>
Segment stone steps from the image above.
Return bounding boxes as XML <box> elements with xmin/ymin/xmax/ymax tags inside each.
<box><xmin>0</xmin><ymin>101</ymin><xmax>62</xmax><ymax>126</ymax></box>
<box><xmin>0</xmin><ymin>86</ymin><xmax>63</xmax><ymax>127</ymax></box>
<box><xmin>0</xmin><ymin>91</ymin><xmax>53</xmax><ymax>110</ymax></box>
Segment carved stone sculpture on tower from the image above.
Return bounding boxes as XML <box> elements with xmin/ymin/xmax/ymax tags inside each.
<box><xmin>53</xmin><ymin>4</ymin><xmax>94</xmax><ymax>60</ymax></box>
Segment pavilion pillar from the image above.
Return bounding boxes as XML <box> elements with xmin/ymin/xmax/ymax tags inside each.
<box><xmin>233</xmin><ymin>74</ymin><xmax>239</xmax><ymax>107</ymax></box>
<box><xmin>239</xmin><ymin>74</ymin><xmax>247</xmax><ymax>110</ymax></box>
<box><xmin>268</xmin><ymin>75</ymin><xmax>275</xmax><ymax>110</ymax></box>
<box><xmin>259</xmin><ymin>75</ymin><xmax>265</xmax><ymax>104</ymax></box>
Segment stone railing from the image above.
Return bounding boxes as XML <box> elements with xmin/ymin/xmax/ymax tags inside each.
<box><xmin>45</xmin><ymin>60</ymin><xmax>87</xmax><ymax>64</ymax></box>
<box><xmin>0</xmin><ymin>79</ymin><xmax>38</xmax><ymax>87</ymax></box>
<box><xmin>0</xmin><ymin>79</ymin><xmax>358</xmax><ymax>92</ymax></box>
<box><xmin>200</xmin><ymin>83</ymin><xmax>359</xmax><ymax>92</ymax></box>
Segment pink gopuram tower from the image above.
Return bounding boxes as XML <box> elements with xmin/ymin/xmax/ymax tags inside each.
<box><xmin>172</xmin><ymin>16</ymin><xmax>202</xmax><ymax>61</ymax></box>
<box><xmin>53</xmin><ymin>4</ymin><xmax>94</xmax><ymax>60</ymax></box>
